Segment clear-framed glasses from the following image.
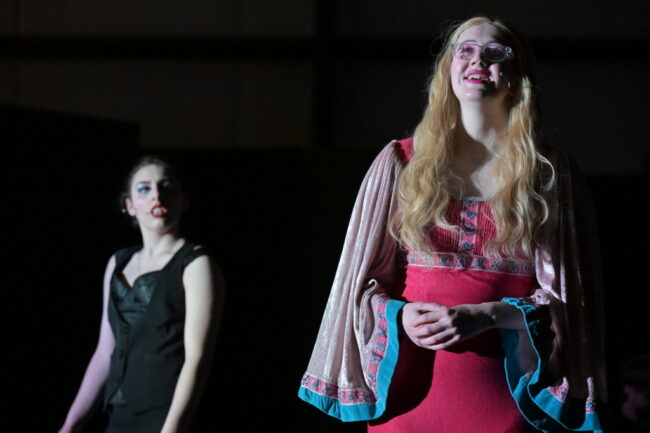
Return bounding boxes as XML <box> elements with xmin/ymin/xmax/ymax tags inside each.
<box><xmin>450</xmin><ymin>42</ymin><xmax>513</xmax><ymax>63</ymax></box>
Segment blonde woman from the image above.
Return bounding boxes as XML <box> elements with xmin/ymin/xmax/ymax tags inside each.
<box><xmin>299</xmin><ymin>16</ymin><xmax>606</xmax><ymax>433</ymax></box>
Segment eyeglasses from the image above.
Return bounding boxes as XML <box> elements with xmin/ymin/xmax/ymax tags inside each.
<box><xmin>450</xmin><ymin>42</ymin><xmax>513</xmax><ymax>63</ymax></box>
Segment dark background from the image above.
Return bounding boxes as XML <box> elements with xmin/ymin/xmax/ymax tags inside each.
<box><xmin>3</xmin><ymin>1</ymin><xmax>649</xmax><ymax>432</ymax></box>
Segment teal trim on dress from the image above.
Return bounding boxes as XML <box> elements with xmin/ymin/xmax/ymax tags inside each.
<box><xmin>298</xmin><ymin>299</ymin><xmax>405</xmax><ymax>422</ymax></box>
<box><xmin>500</xmin><ymin>297</ymin><xmax>603</xmax><ymax>432</ymax></box>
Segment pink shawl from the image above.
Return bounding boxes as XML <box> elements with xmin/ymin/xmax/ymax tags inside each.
<box><xmin>299</xmin><ymin>140</ymin><xmax>606</xmax><ymax>431</ymax></box>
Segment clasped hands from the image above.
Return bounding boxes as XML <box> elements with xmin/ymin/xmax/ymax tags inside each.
<box><xmin>401</xmin><ymin>302</ymin><xmax>494</xmax><ymax>350</ymax></box>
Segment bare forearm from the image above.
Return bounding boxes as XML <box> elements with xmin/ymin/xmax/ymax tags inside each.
<box><xmin>463</xmin><ymin>301</ymin><xmax>526</xmax><ymax>330</ymax></box>
<box><xmin>60</xmin><ymin>350</ymin><xmax>111</xmax><ymax>432</ymax></box>
<box><xmin>162</xmin><ymin>254</ymin><xmax>222</xmax><ymax>432</ymax></box>
<box><xmin>161</xmin><ymin>356</ymin><xmax>212</xmax><ymax>433</ymax></box>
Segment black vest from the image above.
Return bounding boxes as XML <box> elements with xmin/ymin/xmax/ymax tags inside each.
<box><xmin>104</xmin><ymin>243</ymin><xmax>204</xmax><ymax>413</ymax></box>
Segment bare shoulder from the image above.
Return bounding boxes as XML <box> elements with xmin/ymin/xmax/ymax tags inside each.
<box><xmin>183</xmin><ymin>247</ymin><xmax>225</xmax><ymax>290</ymax></box>
<box><xmin>103</xmin><ymin>254</ymin><xmax>117</xmax><ymax>283</ymax></box>
<box><xmin>106</xmin><ymin>253</ymin><xmax>117</xmax><ymax>270</ymax></box>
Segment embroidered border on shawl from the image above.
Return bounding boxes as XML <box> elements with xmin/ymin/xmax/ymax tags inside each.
<box><xmin>548</xmin><ymin>382</ymin><xmax>597</xmax><ymax>415</ymax></box>
<box><xmin>585</xmin><ymin>398</ymin><xmax>596</xmax><ymax>414</ymax></box>
<box><xmin>549</xmin><ymin>381</ymin><xmax>569</xmax><ymax>402</ymax></box>
<box><xmin>501</xmin><ymin>297</ymin><xmax>604</xmax><ymax>430</ymax></box>
<box><xmin>300</xmin><ymin>373</ymin><xmax>377</xmax><ymax>404</ymax></box>
<box><xmin>366</xmin><ymin>296</ymin><xmax>388</xmax><ymax>392</ymax></box>
<box><xmin>299</xmin><ymin>297</ymin><xmax>390</xmax><ymax>405</ymax></box>
<box><xmin>407</xmin><ymin>251</ymin><xmax>535</xmax><ymax>276</ymax></box>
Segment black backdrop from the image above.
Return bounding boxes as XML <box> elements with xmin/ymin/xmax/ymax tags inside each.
<box><xmin>4</xmin><ymin>105</ymin><xmax>647</xmax><ymax>432</ymax></box>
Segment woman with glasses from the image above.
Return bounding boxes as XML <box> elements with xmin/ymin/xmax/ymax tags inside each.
<box><xmin>59</xmin><ymin>157</ymin><xmax>225</xmax><ymax>433</ymax></box>
<box><xmin>299</xmin><ymin>16</ymin><xmax>606</xmax><ymax>433</ymax></box>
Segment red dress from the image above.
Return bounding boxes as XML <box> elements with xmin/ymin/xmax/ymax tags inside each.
<box><xmin>368</xmin><ymin>199</ymin><xmax>538</xmax><ymax>433</ymax></box>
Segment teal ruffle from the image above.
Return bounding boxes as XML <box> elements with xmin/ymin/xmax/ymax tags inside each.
<box><xmin>298</xmin><ymin>299</ymin><xmax>405</xmax><ymax>421</ymax></box>
<box><xmin>500</xmin><ymin>297</ymin><xmax>603</xmax><ymax>432</ymax></box>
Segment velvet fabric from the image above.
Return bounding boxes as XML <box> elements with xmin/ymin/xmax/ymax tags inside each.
<box><xmin>298</xmin><ymin>139</ymin><xmax>606</xmax><ymax>431</ymax></box>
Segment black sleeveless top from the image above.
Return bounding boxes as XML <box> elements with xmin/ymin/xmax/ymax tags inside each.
<box><xmin>104</xmin><ymin>242</ymin><xmax>207</xmax><ymax>413</ymax></box>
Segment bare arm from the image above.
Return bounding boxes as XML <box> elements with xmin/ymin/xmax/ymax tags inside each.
<box><xmin>161</xmin><ymin>255</ymin><xmax>225</xmax><ymax>433</ymax></box>
<box><xmin>59</xmin><ymin>256</ymin><xmax>117</xmax><ymax>433</ymax></box>
<box><xmin>402</xmin><ymin>301</ymin><xmax>525</xmax><ymax>351</ymax></box>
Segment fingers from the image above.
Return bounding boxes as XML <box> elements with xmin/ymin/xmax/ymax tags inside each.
<box><xmin>429</xmin><ymin>334</ymin><xmax>461</xmax><ymax>351</ymax></box>
<box><xmin>402</xmin><ymin>302</ymin><xmax>459</xmax><ymax>350</ymax></box>
<box><xmin>417</xmin><ymin>328</ymin><xmax>460</xmax><ymax>350</ymax></box>
<box><xmin>404</xmin><ymin>307</ymin><xmax>459</xmax><ymax>350</ymax></box>
<box><xmin>409</xmin><ymin>321</ymin><xmax>447</xmax><ymax>338</ymax></box>
<box><xmin>411</xmin><ymin>312</ymin><xmax>438</xmax><ymax>327</ymax></box>
<box><xmin>404</xmin><ymin>302</ymin><xmax>449</xmax><ymax>327</ymax></box>
<box><xmin>410</xmin><ymin>302</ymin><xmax>447</xmax><ymax>313</ymax></box>
<box><xmin>411</xmin><ymin>306</ymin><xmax>455</xmax><ymax>328</ymax></box>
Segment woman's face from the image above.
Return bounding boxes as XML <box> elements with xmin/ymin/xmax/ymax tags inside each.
<box><xmin>125</xmin><ymin>164</ymin><xmax>183</xmax><ymax>233</ymax></box>
<box><xmin>450</xmin><ymin>23</ymin><xmax>512</xmax><ymax>106</ymax></box>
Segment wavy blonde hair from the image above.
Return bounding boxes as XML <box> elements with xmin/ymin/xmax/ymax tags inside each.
<box><xmin>395</xmin><ymin>16</ymin><xmax>554</xmax><ymax>259</ymax></box>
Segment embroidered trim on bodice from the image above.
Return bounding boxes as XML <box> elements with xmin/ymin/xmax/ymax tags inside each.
<box><xmin>406</xmin><ymin>199</ymin><xmax>534</xmax><ymax>276</ymax></box>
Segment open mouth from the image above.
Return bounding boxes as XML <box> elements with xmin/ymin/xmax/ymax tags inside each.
<box><xmin>465</xmin><ymin>70</ymin><xmax>491</xmax><ymax>83</ymax></box>
<box><xmin>150</xmin><ymin>205</ymin><xmax>167</xmax><ymax>218</ymax></box>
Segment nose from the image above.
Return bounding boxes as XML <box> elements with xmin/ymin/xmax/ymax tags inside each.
<box><xmin>149</xmin><ymin>184</ymin><xmax>159</xmax><ymax>201</ymax></box>
<box><xmin>470</xmin><ymin>49</ymin><xmax>486</xmax><ymax>65</ymax></box>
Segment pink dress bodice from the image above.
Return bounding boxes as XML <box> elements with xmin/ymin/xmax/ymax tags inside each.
<box><xmin>369</xmin><ymin>140</ymin><xmax>538</xmax><ymax>433</ymax></box>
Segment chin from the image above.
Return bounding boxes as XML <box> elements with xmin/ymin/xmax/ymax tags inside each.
<box><xmin>461</xmin><ymin>89</ymin><xmax>508</xmax><ymax>104</ymax></box>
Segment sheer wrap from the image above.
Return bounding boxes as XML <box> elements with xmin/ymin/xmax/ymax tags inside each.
<box><xmin>501</xmin><ymin>150</ymin><xmax>607</xmax><ymax>432</ymax></box>
<box><xmin>298</xmin><ymin>142</ymin><xmax>406</xmax><ymax>421</ymax></box>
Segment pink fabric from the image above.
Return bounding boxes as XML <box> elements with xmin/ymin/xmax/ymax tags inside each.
<box><xmin>369</xmin><ymin>200</ymin><xmax>537</xmax><ymax>433</ymax></box>
<box><xmin>299</xmin><ymin>138</ymin><xmax>606</xmax><ymax>429</ymax></box>
<box><xmin>299</xmin><ymin>141</ymin><xmax>406</xmax><ymax>418</ymax></box>
<box><xmin>398</xmin><ymin>138</ymin><xmax>607</xmax><ymax>408</ymax></box>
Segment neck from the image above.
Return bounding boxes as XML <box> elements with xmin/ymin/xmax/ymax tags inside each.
<box><xmin>450</xmin><ymin>102</ymin><xmax>509</xmax><ymax>198</ymax></box>
<box><xmin>456</xmin><ymin>100</ymin><xmax>508</xmax><ymax>151</ymax></box>
<box><xmin>139</xmin><ymin>229</ymin><xmax>182</xmax><ymax>258</ymax></box>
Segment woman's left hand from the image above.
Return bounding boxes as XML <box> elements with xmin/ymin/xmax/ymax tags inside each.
<box><xmin>409</xmin><ymin>303</ymin><xmax>494</xmax><ymax>350</ymax></box>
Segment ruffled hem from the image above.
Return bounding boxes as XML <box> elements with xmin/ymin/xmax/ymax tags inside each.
<box><xmin>500</xmin><ymin>297</ymin><xmax>604</xmax><ymax>432</ymax></box>
<box><xmin>298</xmin><ymin>299</ymin><xmax>405</xmax><ymax>421</ymax></box>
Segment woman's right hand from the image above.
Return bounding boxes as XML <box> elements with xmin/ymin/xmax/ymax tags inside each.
<box><xmin>401</xmin><ymin>302</ymin><xmax>446</xmax><ymax>349</ymax></box>
<box><xmin>401</xmin><ymin>301</ymin><xmax>500</xmax><ymax>350</ymax></box>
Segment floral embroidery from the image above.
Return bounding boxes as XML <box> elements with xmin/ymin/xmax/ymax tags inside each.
<box><xmin>367</xmin><ymin>297</ymin><xmax>389</xmax><ymax>392</ymax></box>
<box><xmin>458</xmin><ymin>200</ymin><xmax>479</xmax><ymax>254</ymax></box>
<box><xmin>407</xmin><ymin>251</ymin><xmax>534</xmax><ymax>276</ymax></box>
<box><xmin>585</xmin><ymin>398</ymin><xmax>596</xmax><ymax>414</ymax></box>
<box><xmin>300</xmin><ymin>373</ymin><xmax>377</xmax><ymax>404</ymax></box>
<box><xmin>299</xmin><ymin>297</ymin><xmax>390</xmax><ymax>405</ymax></box>
<box><xmin>549</xmin><ymin>381</ymin><xmax>596</xmax><ymax>414</ymax></box>
<box><xmin>549</xmin><ymin>381</ymin><xmax>569</xmax><ymax>402</ymax></box>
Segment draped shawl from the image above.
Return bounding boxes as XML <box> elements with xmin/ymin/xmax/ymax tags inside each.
<box><xmin>299</xmin><ymin>140</ymin><xmax>606</xmax><ymax>432</ymax></box>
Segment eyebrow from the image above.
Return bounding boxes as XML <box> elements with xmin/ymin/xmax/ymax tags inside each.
<box><xmin>134</xmin><ymin>178</ymin><xmax>171</xmax><ymax>186</ymax></box>
<box><xmin>457</xmin><ymin>39</ymin><xmax>502</xmax><ymax>44</ymax></box>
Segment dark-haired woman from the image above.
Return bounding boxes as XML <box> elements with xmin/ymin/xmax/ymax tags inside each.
<box><xmin>299</xmin><ymin>16</ymin><xmax>606</xmax><ymax>433</ymax></box>
<box><xmin>59</xmin><ymin>157</ymin><xmax>224</xmax><ymax>433</ymax></box>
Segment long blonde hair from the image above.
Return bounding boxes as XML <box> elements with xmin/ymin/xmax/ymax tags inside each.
<box><xmin>395</xmin><ymin>16</ymin><xmax>554</xmax><ymax>259</ymax></box>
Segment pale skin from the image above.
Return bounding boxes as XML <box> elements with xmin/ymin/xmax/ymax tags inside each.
<box><xmin>401</xmin><ymin>23</ymin><xmax>526</xmax><ymax>350</ymax></box>
<box><xmin>59</xmin><ymin>164</ymin><xmax>224</xmax><ymax>433</ymax></box>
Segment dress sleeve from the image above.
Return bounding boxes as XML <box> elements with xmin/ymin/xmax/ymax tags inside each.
<box><xmin>500</xmin><ymin>150</ymin><xmax>607</xmax><ymax>432</ymax></box>
<box><xmin>298</xmin><ymin>141</ymin><xmax>406</xmax><ymax>421</ymax></box>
